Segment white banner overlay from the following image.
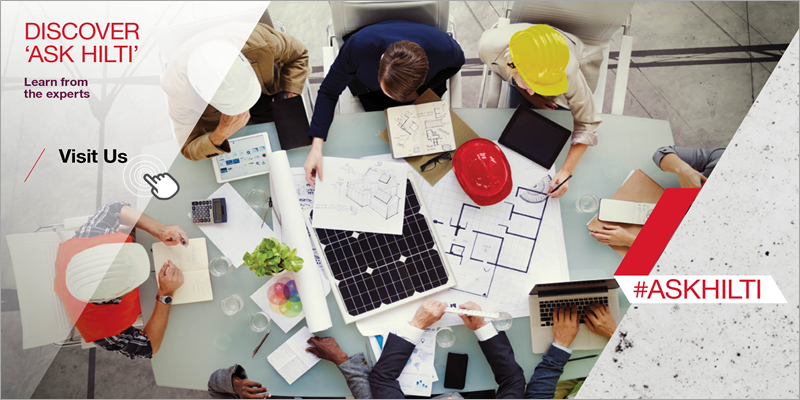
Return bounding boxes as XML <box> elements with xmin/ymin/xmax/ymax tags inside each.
<box><xmin>616</xmin><ymin>276</ymin><xmax>787</xmax><ymax>303</ymax></box>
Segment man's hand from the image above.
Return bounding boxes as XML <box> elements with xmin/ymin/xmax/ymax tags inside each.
<box><xmin>590</xmin><ymin>225</ymin><xmax>636</xmax><ymax>247</ymax></box>
<box><xmin>553</xmin><ymin>304</ymin><xmax>580</xmax><ymax>348</ymax></box>
<box><xmin>548</xmin><ymin>169</ymin><xmax>571</xmax><ymax>198</ymax></box>
<box><xmin>306</xmin><ymin>336</ymin><xmax>349</xmax><ymax>365</ymax></box>
<box><xmin>584</xmin><ymin>303</ymin><xmax>617</xmax><ymax>339</ymax></box>
<box><xmin>280</xmin><ymin>91</ymin><xmax>299</xmax><ymax>99</ymax></box>
<box><xmin>303</xmin><ymin>138</ymin><xmax>324</xmax><ymax>187</ymax></box>
<box><xmin>530</xmin><ymin>94</ymin><xmax>558</xmax><ymax>110</ymax></box>
<box><xmin>232</xmin><ymin>376</ymin><xmax>270</xmax><ymax>399</ymax></box>
<box><xmin>209</xmin><ymin>111</ymin><xmax>251</xmax><ymax>146</ymax></box>
<box><xmin>457</xmin><ymin>301</ymin><xmax>488</xmax><ymax>330</ymax></box>
<box><xmin>156</xmin><ymin>261</ymin><xmax>184</xmax><ymax>297</ymax></box>
<box><xmin>677</xmin><ymin>166</ymin><xmax>708</xmax><ymax>189</ymax></box>
<box><xmin>410</xmin><ymin>299</ymin><xmax>446</xmax><ymax>329</ymax></box>
<box><xmin>156</xmin><ymin>225</ymin><xmax>188</xmax><ymax>247</ymax></box>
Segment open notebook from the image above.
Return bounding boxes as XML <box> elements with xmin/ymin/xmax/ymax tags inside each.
<box><xmin>152</xmin><ymin>238</ymin><xmax>213</xmax><ymax>304</ymax></box>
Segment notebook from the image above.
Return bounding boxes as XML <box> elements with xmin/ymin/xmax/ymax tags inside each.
<box><xmin>379</xmin><ymin>90</ymin><xmax>480</xmax><ymax>186</ymax></box>
<box><xmin>273</xmin><ymin>96</ymin><xmax>313</xmax><ymax>150</ymax></box>
<box><xmin>152</xmin><ymin>238</ymin><xmax>213</xmax><ymax>304</ymax></box>
<box><xmin>267</xmin><ymin>326</ymin><xmax>320</xmax><ymax>384</ymax></box>
<box><xmin>587</xmin><ymin>170</ymin><xmax>664</xmax><ymax>257</ymax></box>
<box><xmin>385</xmin><ymin>100</ymin><xmax>457</xmax><ymax>158</ymax></box>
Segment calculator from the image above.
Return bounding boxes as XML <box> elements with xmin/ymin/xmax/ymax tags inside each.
<box><xmin>191</xmin><ymin>198</ymin><xmax>227</xmax><ymax>224</ymax></box>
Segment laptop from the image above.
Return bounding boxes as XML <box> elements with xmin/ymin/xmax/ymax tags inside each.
<box><xmin>529</xmin><ymin>278</ymin><xmax>621</xmax><ymax>353</ymax></box>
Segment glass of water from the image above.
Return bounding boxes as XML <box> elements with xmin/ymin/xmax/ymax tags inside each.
<box><xmin>436</xmin><ymin>327</ymin><xmax>456</xmax><ymax>348</ymax></box>
<box><xmin>492</xmin><ymin>311</ymin><xmax>514</xmax><ymax>331</ymax></box>
<box><xmin>209</xmin><ymin>257</ymin><xmax>233</xmax><ymax>277</ymax></box>
<box><xmin>220</xmin><ymin>294</ymin><xmax>244</xmax><ymax>316</ymax></box>
<box><xmin>248</xmin><ymin>312</ymin><xmax>271</xmax><ymax>332</ymax></box>
<box><xmin>246</xmin><ymin>189</ymin><xmax>268</xmax><ymax>209</ymax></box>
<box><xmin>575</xmin><ymin>194</ymin><xmax>599</xmax><ymax>213</ymax></box>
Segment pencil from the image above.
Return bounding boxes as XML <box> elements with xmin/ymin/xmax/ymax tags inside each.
<box><xmin>252</xmin><ymin>330</ymin><xmax>271</xmax><ymax>358</ymax></box>
<box><xmin>566</xmin><ymin>354</ymin><xmax>598</xmax><ymax>363</ymax></box>
<box><xmin>550</xmin><ymin>175</ymin><xmax>573</xmax><ymax>194</ymax></box>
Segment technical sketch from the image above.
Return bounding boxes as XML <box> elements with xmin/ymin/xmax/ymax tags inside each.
<box><xmin>346</xmin><ymin>167</ymin><xmax>401</xmax><ymax>220</ymax></box>
<box><xmin>312</xmin><ymin>157</ymin><xmax>408</xmax><ymax>235</ymax></box>
<box><xmin>386</xmin><ymin>101</ymin><xmax>456</xmax><ymax>158</ymax></box>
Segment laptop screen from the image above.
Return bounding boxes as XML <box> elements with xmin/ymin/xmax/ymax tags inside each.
<box><xmin>529</xmin><ymin>278</ymin><xmax>619</xmax><ymax>297</ymax></box>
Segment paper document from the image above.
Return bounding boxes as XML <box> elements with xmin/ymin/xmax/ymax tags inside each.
<box><xmin>312</xmin><ymin>157</ymin><xmax>408</xmax><ymax>235</ymax></box>
<box><xmin>386</xmin><ymin>100</ymin><xmax>456</xmax><ymax>158</ymax></box>
<box><xmin>198</xmin><ymin>183</ymin><xmax>274</xmax><ymax>267</ymax></box>
<box><xmin>267</xmin><ymin>326</ymin><xmax>320</xmax><ymax>384</ymax></box>
<box><xmin>152</xmin><ymin>238</ymin><xmax>212</xmax><ymax>305</ymax></box>
<box><xmin>251</xmin><ymin>272</ymin><xmax>307</xmax><ymax>333</ymax></box>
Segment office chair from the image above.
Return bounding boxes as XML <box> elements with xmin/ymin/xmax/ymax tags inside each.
<box><xmin>322</xmin><ymin>1</ymin><xmax>463</xmax><ymax>115</ymax></box>
<box><xmin>479</xmin><ymin>1</ymin><xmax>634</xmax><ymax>115</ymax></box>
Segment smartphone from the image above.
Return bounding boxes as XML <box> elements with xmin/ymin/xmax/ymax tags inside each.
<box><xmin>598</xmin><ymin>199</ymin><xmax>656</xmax><ymax>225</ymax></box>
<box><xmin>444</xmin><ymin>352</ymin><xmax>468</xmax><ymax>390</ymax></box>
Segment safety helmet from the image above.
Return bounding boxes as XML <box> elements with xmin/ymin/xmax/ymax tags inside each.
<box><xmin>508</xmin><ymin>25</ymin><xmax>570</xmax><ymax>96</ymax></box>
<box><xmin>188</xmin><ymin>40</ymin><xmax>261</xmax><ymax>115</ymax></box>
<box><xmin>66</xmin><ymin>243</ymin><xmax>151</xmax><ymax>303</ymax></box>
<box><xmin>453</xmin><ymin>139</ymin><xmax>513</xmax><ymax>206</ymax></box>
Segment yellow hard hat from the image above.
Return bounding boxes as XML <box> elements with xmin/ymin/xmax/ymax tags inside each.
<box><xmin>508</xmin><ymin>25</ymin><xmax>569</xmax><ymax>96</ymax></box>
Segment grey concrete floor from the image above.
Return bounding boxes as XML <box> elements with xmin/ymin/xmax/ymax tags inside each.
<box><xmin>1</xmin><ymin>1</ymin><xmax>797</xmax><ymax>398</ymax></box>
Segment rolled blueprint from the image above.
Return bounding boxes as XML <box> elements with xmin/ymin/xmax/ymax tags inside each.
<box><xmin>267</xmin><ymin>151</ymin><xmax>333</xmax><ymax>332</ymax></box>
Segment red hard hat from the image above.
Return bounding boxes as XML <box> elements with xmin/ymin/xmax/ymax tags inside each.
<box><xmin>453</xmin><ymin>139</ymin><xmax>513</xmax><ymax>206</ymax></box>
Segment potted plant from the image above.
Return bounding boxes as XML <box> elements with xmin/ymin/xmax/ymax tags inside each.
<box><xmin>243</xmin><ymin>237</ymin><xmax>304</xmax><ymax>277</ymax></box>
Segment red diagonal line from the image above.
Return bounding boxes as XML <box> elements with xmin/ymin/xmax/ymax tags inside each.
<box><xmin>24</xmin><ymin>148</ymin><xmax>45</xmax><ymax>183</ymax></box>
<box><xmin>614</xmin><ymin>188</ymin><xmax>700</xmax><ymax>276</ymax></box>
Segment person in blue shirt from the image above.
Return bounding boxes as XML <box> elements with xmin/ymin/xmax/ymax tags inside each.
<box><xmin>303</xmin><ymin>20</ymin><xmax>465</xmax><ymax>186</ymax></box>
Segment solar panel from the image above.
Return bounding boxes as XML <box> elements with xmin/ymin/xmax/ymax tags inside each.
<box><xmin>306</xmin><ymin>173</ymin><xmax>456</xmax><ymax>324</ymax></box>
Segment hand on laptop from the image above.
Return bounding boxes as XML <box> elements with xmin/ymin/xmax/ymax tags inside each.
<box><xmin>584</xmin><ymin>303</ymin><xmax>618</xmax><ymax>339</ymax></box>
<box><xmin>457</xmin><ymin>301</ymin><xmax>488</xmax><ymax>330</ymax></box>
<box><xmin>553</xmin><ymin>304</ymin><xmax>580</xmax><ymax>348</ymax></box>
<box><xmin>410</xmin><ymin>299</ymin><xmax>446</xmax><ymax>329</ymax></box>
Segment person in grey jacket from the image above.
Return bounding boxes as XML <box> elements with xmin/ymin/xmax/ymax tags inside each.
<box><xmin>208</xmin><ymin>336</ymin><xmax>372</xmax><ymax>399</ymax></box>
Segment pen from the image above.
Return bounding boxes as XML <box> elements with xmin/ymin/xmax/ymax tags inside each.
<box><xmin>566</xmin><ymin>354</ymin><xmax>598</xmax><ymax>363</ymax></box>
<box><xmin>550</xmin><ymin>175</ymin><xmax>573</xmax><ymax>194</ymax></box>
<box><xmin>252</xmin><ymin>330</ymin><xmax>272</xmax><ymax>358</ymax></box>
<box><xmin>261</xmin><ymin>198</ymin><xmax>271</xmax><ymax>229</ymax></box>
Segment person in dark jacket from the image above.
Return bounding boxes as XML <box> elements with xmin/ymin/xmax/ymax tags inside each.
<box><xmin>303</xmin><ymin>20</ymin><xmax>465</xmax><ymax>187</ymax></box>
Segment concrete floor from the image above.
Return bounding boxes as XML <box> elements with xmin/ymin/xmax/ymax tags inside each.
<box><xmin>1</xmin><ymin>1</ymin><xmax>797</xmax><ymax>398</ymax></box>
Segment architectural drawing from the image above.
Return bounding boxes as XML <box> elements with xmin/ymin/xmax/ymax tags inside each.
<box><xmin>312</xmin><ymin>157</ymin><xmax>407</xmax><ymax>235</ymax></box>
<box><xmin>346</xmin><ymin>167</ymin><xmax>401</xmax><ymax>220</ymax></box>
<box><xmin>386</xmin><ymin>101</ymin><xmax>456</xmax><ymax>158</ymax></box>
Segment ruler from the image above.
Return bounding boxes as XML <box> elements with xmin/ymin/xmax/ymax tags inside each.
<box><xmin>444</xmin><ymin>307</ymin><xmax>502</xmax><ymax>320</ymax></box>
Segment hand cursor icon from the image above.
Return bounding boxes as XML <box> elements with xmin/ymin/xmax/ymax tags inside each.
<box><xmin>143</xmin><ymin>173</ymin><xmax>180</xmax><ymax>200</ymax></box>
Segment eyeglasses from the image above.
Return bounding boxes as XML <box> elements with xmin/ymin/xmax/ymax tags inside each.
<box><xmin>420</xmin><ymin>152</ymin><xmax>452</xmax><ymax>173</ymax></box>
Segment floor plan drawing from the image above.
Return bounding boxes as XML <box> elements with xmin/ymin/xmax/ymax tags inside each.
<box><xmin>386</xmin><ymin>101</ymin><xmax>456</xmax><ymax>158</ymax></box>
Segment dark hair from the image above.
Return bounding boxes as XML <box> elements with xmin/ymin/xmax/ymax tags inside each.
<box><xmin>378</xmin><ymin>41</ymin><xmax>429</xmax><ymax>100</ymax></box>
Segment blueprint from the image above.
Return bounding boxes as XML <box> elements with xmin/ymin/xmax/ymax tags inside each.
<box><xmin>387</xmin><ymin>101</ymin><xmax>456</xmax><ymax>158</ymax></box>
<box><xmin>312</xmin><ymin>157</ymin><xmax>408</xmax><ymax>235</ymax></box>
<box><xmin>355</xmin><ymin>146</ymin><xmax>569</xmax><ymax>334</ymax></box>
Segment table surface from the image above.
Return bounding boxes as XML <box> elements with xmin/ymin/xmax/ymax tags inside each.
<box><xmin>139</xmin><ymin>108</ymin><xmax>679</xmax><ymax>395</ymax></box>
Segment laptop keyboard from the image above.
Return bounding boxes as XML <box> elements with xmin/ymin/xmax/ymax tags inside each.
<box><xmin>539</xmin><ymin>297</ymin><xmax>609</xmax><ymax>327</ymax></box>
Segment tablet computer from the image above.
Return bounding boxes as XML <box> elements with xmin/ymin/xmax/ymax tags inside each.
<box><xmin>212</xmin><ymin>132</ymin><xmax>272</xmax><ymax>183</ymax></box>
<box><xmin>498</xmin><ymin>106</ymin><xmax>572</xmax><ymax>169</ymax></box>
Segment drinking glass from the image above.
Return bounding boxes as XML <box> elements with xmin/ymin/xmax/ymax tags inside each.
<box><xmin>246</xmin><ymin>189</ymin><xmax>268</xmax><ymax>209</ymax></box>
<box><xmin>220</xmin><ymin>294</ymin><xmax>244</xmax><ymax>316</ymax></box>
<box><xmin>492</xmin><ymin>311</ymin><xmax>514</xmax><ymax>331</ymax></box>
<box><xmin>209</xmin><ymin>257</ymin><xmax>234</xmax><ymax>277</ymax></box>
<box><xmin>248</xmin><ymin>312</ymin><xmax>271</xmax><ymax>332</ymax></box>
<box><xmin>576</xmin><ymin>194</ymin><xmax>599</xmax><ymax>213</ymax></box>
<box><xmin>436</xmin><ymin>327</ymin><xmax>456</xmax><ymax>348</ymax></box>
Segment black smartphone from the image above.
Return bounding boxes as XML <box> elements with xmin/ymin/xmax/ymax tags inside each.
<box><xmin>444</xmin><ymin>352</ymin><xmax>468</xmax><ymax>390</ymax></box>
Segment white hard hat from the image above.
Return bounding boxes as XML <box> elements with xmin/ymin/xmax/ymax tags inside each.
<box><xmin>65</xmin><ymin>243</ymin><xmax>151</xmax><ymax>303</ymax></box>
<box><xmin>187</xmin><ymin>40</ymin><xmax>261</xmax><ymax>115</ymax></box>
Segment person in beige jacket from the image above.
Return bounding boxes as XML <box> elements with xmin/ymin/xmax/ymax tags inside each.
<box><xmin>162</xmin><ymin>23</ymin><xmax>310</xmax><ymax>161</ymax></box>
<box><xmin>479</xmin><ymin>24</ymin><xmax>604</xmax><ymax>198</ymax></box>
